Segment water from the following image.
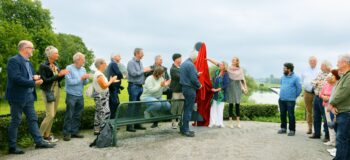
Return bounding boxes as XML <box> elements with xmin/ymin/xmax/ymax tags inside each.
<box><xmin>249</xmin><ymin>88</ymin><xmax>280</xmax><ymax>105</ymax></box>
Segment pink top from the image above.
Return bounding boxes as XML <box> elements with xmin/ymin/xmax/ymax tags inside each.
<box><xmin>319</xmin><ymin>82</ymin><xmax>334</xmax><ymax>107</ymax></box>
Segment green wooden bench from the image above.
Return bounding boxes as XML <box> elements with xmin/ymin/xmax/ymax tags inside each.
<box><xmin>109</xmin><ymin>99</ymin><xmax>184</xmax><ymax>146</ymax></box>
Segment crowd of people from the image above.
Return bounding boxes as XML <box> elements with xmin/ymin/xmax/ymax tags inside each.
<box><xmin>5</xmin><ymin>40</ymin><xmax>350</xmax><ymax>160</ymax></box>
<box><xmin>278</xmin><ymin>55</ymin><xmax>350</xmax><ymax>159</ymax></box>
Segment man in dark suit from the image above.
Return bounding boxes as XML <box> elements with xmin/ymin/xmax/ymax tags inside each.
<box><xmin>6</xmin><ymin>40</ymin><xmax>56</xmax><ymax>154</ymax></box>
<box><xmin>107</xmin><ymin>54</ymin><xmax>124</xmax><ymax>119</ymax></box>
<box><xmin>179</xmin><ymin>51</ymin><xmax>202</xmax><ymax>137</ymax></box>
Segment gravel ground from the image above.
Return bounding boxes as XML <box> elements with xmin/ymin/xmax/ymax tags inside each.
<box><xmin>1</xmin><ymin>121</ymin><xmax>333</xmax><ymax>160</ymax></box>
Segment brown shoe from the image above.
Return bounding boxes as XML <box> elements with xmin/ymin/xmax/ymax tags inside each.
<box><xmin>306</xmin><ymin>130</ymin><xmax>312</xmax><ymax>134</ymax></box>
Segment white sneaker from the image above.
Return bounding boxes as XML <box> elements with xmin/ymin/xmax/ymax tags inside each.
<box><xmin>171</xmin><ymin>122</ymin><xmax>177</xmax><ymax>129</ymax></box>
<box><xmin>44</xmin><ymin>135</ymin><xmax>59</xmax><ymax>143</ymax></box>
<box><xmin>208</xmin><ymin>124</ymin><xmax>214</xmax><ymax>128</ymax></box>
<box><xmin>327</xmin><ymin>148</ymin><xmax>336</xmax><ymax>157</ymax></box>
<box><xmin>324</xmin><ymin>141</ymin><xmax>336</xmax><ymax>146</ymax></box>
<box><xmin>144</xmin><ymin>111</ymin><xmax>151</xmax><ymax>119</ymax></box>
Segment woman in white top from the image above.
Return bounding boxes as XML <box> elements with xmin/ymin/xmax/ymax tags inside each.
<box><xmin>93</xmin><ymin>58</ymin><xmax>118</xmax><ymax>135</ymax></box>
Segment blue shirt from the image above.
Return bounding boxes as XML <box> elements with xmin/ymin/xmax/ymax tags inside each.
<box><xmin>65</xmin><ymin>64</ymin><xmax>89</xmax><ymax>96</ymax></box>
<box><xmin>180</xmin><ymin>58</ymin><xmax>201</xmax><ymax>90</ymax></box>
<box><xmin>279</xmin><ymin>73</ymin><xmax>302</xmax><ymax>101</ymax></box>
<box><xmin>127</xmin><ymin>57</ymin><xmax>145</xmax><ymax>85</ymax></box>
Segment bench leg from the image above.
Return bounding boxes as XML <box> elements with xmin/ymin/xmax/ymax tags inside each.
<box><xmin>112</xmin><ymin>125</ymin><xmax>117</xmax><ymax>147</ymax></box>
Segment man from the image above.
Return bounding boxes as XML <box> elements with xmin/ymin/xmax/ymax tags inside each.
<box><xmin>278</xmin><ymin>63</ymin><xmax>302</xmax><ymax>136</ymax></box>
<box><xmin>63</xmin><ymin>52</ymin><xmax>90</xmax><ymax>141</ymax></box>
<box><xmin>309</xmin><ymin>61</ymin><xmax>332</xmax><ymax>141</ymax></box>
<box><xmin>107</xmin><ymin>54</ymin><xmax>124</xmax><ymax>119</ymax></box>
<box><xmin>179</xmin><ymin>51</ymin><xmax>202</xmax><ymax>137</ymax></box>
<box><xmin>301</xmin><ymin>56</ymin><xmax>318</xmax><ymax>134</ymax></box>
<box><xmin>126</xmin><ymin>48</ymin><xmax>152</xmax><ymax>132</ymax></box>
<box><xmin>111</xmin><ymin>54</ymin><xmax>128</xmax><ymax>78</ymax></box>
<box><xmin>170</xmin><ymin>53</ymin><xmax>183</xmax><ymax>129</ymax></box>
<box><xmin>6</xmin><ymin>40</ymin><xmax>55</xmax><ymax>154</ymax></box>
<box><xmin>329</xmin><ymin>53</ymin><xmax>350</xmax><ymax>160</ymax></box>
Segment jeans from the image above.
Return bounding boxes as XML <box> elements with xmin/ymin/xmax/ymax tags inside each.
<box><xmin>8</xmin><ymin>93</ymin><xmax>43</xmax><ymax>148</ymax></box>
<box><xmin>109</xmin><ymin>89</ymin><xmax>120</xmax><ymax>119</ymax></box>
<box><xmin>180</xmin><ymin>86</ymin><xmax>196</xmax><ymax>133</ymax></box>
<box><xmin>127</xmin><ymin>84</ymin><xmax>143</xmax><ymax>128</ymax></box>
<box><xmin>279</xmin><ymin>100</ymin><xmax>296</xmax><ymax>131</ymax></box>
<box><xmin>63</xmin><ymin>94</ymin><xmax>84</xmax><ymax>135</ymax></box>
<box><xmin>142</xmin><ymin>97</ymin><xmax>171</xmax><ymax>113</ymax></box>
<box><xmin>334</xmin><ymin>112</ymin><xmax>350</xmax><ymax>160</ymax></box>
<box><xmin>313</xmin><ymin>96</ymin><xmax>329</xmax><ymax>137</ymax></box>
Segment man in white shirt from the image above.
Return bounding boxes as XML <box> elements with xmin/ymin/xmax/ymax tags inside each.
<box><xmin>301</xmin><ymin>56</ymin><xmax>319</xmax><ymax>134</ymax></box>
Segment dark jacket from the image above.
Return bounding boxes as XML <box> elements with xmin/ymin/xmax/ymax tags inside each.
<box><xmin>107</xmin><ymin>59</ymin><xmax>123</xmax><ymax>93</ymax></box>
<box><xmin>179</xmin><ymin>58</ymin><xmax>201</xmax><ymax>90</ymax></box>
<box><xmin>212</xmin><ymin>70</ymin><xmax>229</xmax><ymax>101</ymax></box>
<box><xmin>5</xmin><ymin>54</ymin><xmax>37</xmax><ymax>102</ymax></box>
<box><xmin>170</xmin><ymin>64</ymin><xmax>182</xmax><ymax>92</ymax></box>
<box><xmin>39</xmin><ymin>61</ymin><xmax>64</xmax><ymax>91</ymax></box>
<box><xmin>144</xmin><ymin>64</ymin><xmax>170</xmax><ymax>80</ymax></box>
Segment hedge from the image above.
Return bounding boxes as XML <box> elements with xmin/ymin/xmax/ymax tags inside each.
<box><xmin>0</xmin><ymin>103</ymin><xmax>278</xmax><ymax>150</ymax></box>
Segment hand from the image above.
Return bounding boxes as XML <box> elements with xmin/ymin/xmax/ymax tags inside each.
<box><xmin>160</xmin><ymin>81</ymin><xmax>166</xmax><ymax>87</ymax></box>
<box><xmin>35</xmin><ymin>79</ymin><xmax>43</xmax><ymax>85</ymax></box>
<box><xmin>33</xmin><ymin>75</ymin><xmax>41</xmax><ymax>81</ymax></box>
<box><xmin>199</xmin><ymin>84</ymin><xmax>202</xmax><ymax>89</ymax></box>
<box><xmin>81</xmin><ymin>74</ymin><xmax>90</xmax><ymax>80</ymax></box>
<box><xmin>144</xmin><ymin>67</ymin><xmax>152</xmax><ymax>73</ymax></box>
<box><xmin>330</xmin><ymin>105</ymin><xmax>338</xmax><ymax>115</ymax></box>
<box><xmin>211</xmin><ymin>88</ymin><xmax>217</xmax><ymax>92</ymax></box>
<box><xmin>323</xmin><ymin>96</ymin><xmax>329</xmax><ymax>102</ymax></box>
<box><xmin>110</xmin><ymin>76</ymin><xmax>119</xmax><ymax>83</ymax></box>
<box><xmin>198</xmin><ymin>72</ymin><xmax>203</xmax><ymax>76</ymax></box>
<box><xmin>164</xmin><ymin>79</ymin><xmax>171</xmax><ymax>86</ymax></box>
<box><xmin>58</xmin><ymin>69</ymin><xmax>70</xmax><ymax>77</ymax></box>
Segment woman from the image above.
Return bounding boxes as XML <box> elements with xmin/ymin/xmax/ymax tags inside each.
<box><xmin>141</xmin><ymin>67</ymin><xmax>171</xmax><ymax>128</ymax></box>
<box><xmin>39</xmin><ymin>46</ymin><xmax>70</xmax><ymax>143</ymax></box>
<box><xmin>226</xmin><ymin>57</ymin><xmax>248</xmax><ymax>128</ymax></box>
<box><xmin>320</xmin><ymin>70</ymin><xmax>340</xmax><ymax>148</ymax></box>
<box><xmin>207</xmin><ymin>59</ymin><xmax>229</xmax><ymax>128</ymax></box>
<box><xmin>92</xmin><ymin>58</ymin><xmax>118</xmax><ymax>135</ymax></box>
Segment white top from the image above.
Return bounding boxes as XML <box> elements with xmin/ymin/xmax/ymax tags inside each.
<box><xmin>301</xmin><ymin>67</ymin><xmax>319</xmax><ymax>92</ymax></box>
<box><xmin>93</xmin><ymin>70</ymin><xmax>109</xmax><ymax>93</ymax></box>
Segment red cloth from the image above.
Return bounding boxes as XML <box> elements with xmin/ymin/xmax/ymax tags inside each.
<box><xmin>194</xmin><ymin>43</ymin><xmax>213</xmax><ymax>126</ymax></box>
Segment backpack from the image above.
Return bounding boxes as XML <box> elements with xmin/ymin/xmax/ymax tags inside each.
<box><xmin>89</xmin><ymin>122</ymin><xmax>113</xmax><ymax>148</ymax></box>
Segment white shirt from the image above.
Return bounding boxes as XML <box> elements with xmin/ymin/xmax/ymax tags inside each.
<box><xmin>93</xmin><ymin>70</ymin><xmax>109</xmax><ymax>93</ymax></box>
<box><xmin>301</xmin><ymin>67</ymin><xmax>319</xmax><ymax>92</ymax></box>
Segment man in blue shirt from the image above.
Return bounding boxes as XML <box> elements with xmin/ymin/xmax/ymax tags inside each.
<box><xmin>6</xmin><ymin>40</ymin><xmax>56</xmax><ymax>154</ymax></box>
<box><xmin>278</xmin><ymin>63</ymin><xmax>302</xmax><ymax>136</ymax></box>
<box><xmin>63</xmin><ymin>52</ymin><xmax>90</xmax><ymax>141</ymax></box>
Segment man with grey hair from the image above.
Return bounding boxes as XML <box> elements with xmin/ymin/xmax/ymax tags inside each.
<box><xmin>111</xmin><ymin>54</ymin><xmax>127</xmax><ymax>78</ymax></box>
<box><xmin>179</xmin><ymin>50</ymin><xmax>202</xmax><ymax>137</ymax></box>
<box><xmin>6</xmin><ymin>40</ymin><xmax>55</xmax><ymax>154</ymax></box>
<box><xmin>63</xmin><ymin>52</ymin><xmax>90</xmax><ymax>141</ymax></box>
<box><xmin>330</xmin><ymin>53</ymin><xmax>350</xmax><ymax>160</ymax></box>
<box><xmin>309</xmin><ymin>60</ymin><xmax>332</xmax><ymax>141</ymax></box>
<box><xmin>301</xmin><ymin>56</ymin><xmax>318</xmax><ymax>134</ymax></box>
<box><xmin>126</xmin><ymin>48</ymin><xmax>152</xmax><ymax>132</ymax></box>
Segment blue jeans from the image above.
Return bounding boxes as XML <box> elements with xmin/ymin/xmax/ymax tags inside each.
<box><xmin>180</xmin><ymin>86</ymin><xmax>196</xmax><ymax>133</ymax></box>
<box><xmin>142</xmin><ymin>97</ymin><xmax>171</xmax><ymax>113</ymax></box>
<box><xmin>278</xmin><ymin>100</ymin><xmax>296</xmax><ymax>131</ymax></box>
<box><xmin>126</xmin><ymin>84</ymin><xmax>143</xmax><ymax>117</ymax></box>
<box><xmin>63</xmin><ymin>94</ymin><xmax>84</xmax><ymax>135</ymax></box>
<box><xmin>313</xmin><ymin>96</ymin><xmax>329</xmax><ymax>137</ymax></box>
<box><xmin>109</xmin><ymin>89</ymin><xmax>119</xmax><ymax>119</ymax></box>
<box><xmin>8</xmin><ymin>93</ymin><xmax>42</xmax><ymax>148</ymax></box>
<box><xmin>335</xmin><ymin>112</ymin><xmax>350</xmax><ymax>160</ymax></box>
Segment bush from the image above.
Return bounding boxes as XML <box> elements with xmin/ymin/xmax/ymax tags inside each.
<box><xmin>223</xmin><ymin>103</ymin><xmax>278</xmax><ymax>120</ymax></box>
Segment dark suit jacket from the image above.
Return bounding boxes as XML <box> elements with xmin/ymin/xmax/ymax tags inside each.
<box><xmin>179</xmin><ymin>58</ymin><xmax>201</xmax><ymax>90</ymax></box>
<box><xmin>5</xmin><ymin>54</ymin><xmax>37</xmax><ymax>102</ymax></box>
<box><xmin>39</xmin><ymin>61</ymin><xmax>64</xmax><ymax>91</ymax></box>
<box><xmin>107</xmin><ymin>60</ymin><xmax>123</xmax><ymax>93</ymax></box>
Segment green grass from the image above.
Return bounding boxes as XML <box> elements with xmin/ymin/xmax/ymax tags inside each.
<box><xmin>0</xmin><ymin>81</ymin><xmax>130</xmax><ymax>115</ymax></box>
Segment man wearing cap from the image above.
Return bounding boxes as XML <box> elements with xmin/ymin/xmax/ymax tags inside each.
<box><xmin>170</xmin><ymin>53</ymin><xmax>183</xmax><ymax>129</ymax></box>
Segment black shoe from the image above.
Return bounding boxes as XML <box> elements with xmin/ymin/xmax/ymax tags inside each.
<box><xmin>127</xmin><ymin>126</ymin><xmax>136</xmax><ymax>132</ymax></box>
<box><xmin>72</xmin><ymin>134</ymin><xmax>84</xmax><ymax>138</ymax></box>
<box><xmin>35</xmin><ymin>141</ymin><xmax>56</xmax><ymax>149</ymax></box>
<box><xmin>181</xmin><ymin>131</ymin><xmax>195</xmax><ymax>137</ymax></box>
<box><xmin>134</xmin><ymin>125</ymin><xmax>146</xmax><ymax>130</ymax></box>
<box><xmin>323</xmin><ymin>137</ymin><xmax>330</xmax><ymax>142</ymax></box>
<box><xmin>9</xmin><ymin>147</ymin><xmax>25</xmax><ymax>154</ymax></box>
<box><xmin>277</xmin><ymin>129</ymin><xmax>287</xmax><ymax>134</ymax></box>
<box><xmin>63</xmin><ymin>135</ymin><xmax>71</xmax><ymax>141</ymax></box>
<box><xmin>151</xmin><ymin>122</ymin><xmax>158</xmax><ymax>128</ymax></box>
<box><xmin>309</xmin><ymin>134</ymin><xmax>321</xmax><ymax>139</ymax></box>
<box><xmin>288</xmin><ymin>131</ymin><xmax>295</xmax><ymax>136</ymax></box>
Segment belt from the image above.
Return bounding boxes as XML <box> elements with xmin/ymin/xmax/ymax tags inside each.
<box><xmin>304</xmin><ymin>90</ymin><xmax>314</xmax><ymax>94</ymax></box>
<box><xmin>128</xmin><ymin>82</ymin><xmax>142</xmax><ymax>87</ymax></box>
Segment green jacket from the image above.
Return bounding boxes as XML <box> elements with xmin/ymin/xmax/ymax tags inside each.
<box><xmin>330</xmin><ymin>71</ymin><xmax>350</xmax><ymax>113</ymax></box>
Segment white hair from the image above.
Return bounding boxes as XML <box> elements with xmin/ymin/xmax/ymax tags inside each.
<box><xmin>189</xmin><ymin>50</ymin><xmax>198</xmax><ymax>61</ymax></box>
<box><xmin>111</xmin><ymin>53</ymin><xmax>120</xmax><ymax>59</ymax></box>
<box><xmin>321</xmin><ymin>60</ymin><xmax>332</xmax><ymax>69</ymax></box>
<box><xmin>309</xmin><ymin>56</ymin><xmax>317</xmax><ymax>61</ymax></box>
<box><xmin>94</xmin><ymin>58</ymin><xmax>106</xmax><ymax>69</ymax></box>
<box><xmin>45</xmin><ymin>46</ymin><xmax>58</xmax><ymax>58</ymax></box>
<box><xmin>17</xmin><ymin>40</ymin><xmax>32</xmax><ymax>50</ymax></box>
<box><xmin>73</xmin><ymin>52</ymin><xmax>85</xmax><ymax>62</ymax></box>
<box><xmin>339</xmin><ymin>53</ymin><xmax>350</xmax><ymax>64</ymax></box>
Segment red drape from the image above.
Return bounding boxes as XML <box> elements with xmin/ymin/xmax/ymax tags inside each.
<box><xmin>194</xmin><ymin>43</ymin><xmax>213</xmax><ymax>126</ymax></box>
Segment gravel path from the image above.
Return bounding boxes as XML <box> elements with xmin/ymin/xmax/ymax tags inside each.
<box><xmin>2</xmin><ymin>121</ymin><xmax>333</xmax><ymax>160</ymax></box>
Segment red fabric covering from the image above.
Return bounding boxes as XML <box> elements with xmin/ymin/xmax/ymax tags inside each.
<box><xmin>194</xmin><ymin>43</ymin><xmax>213</xmax><ymax>126</ymax></box>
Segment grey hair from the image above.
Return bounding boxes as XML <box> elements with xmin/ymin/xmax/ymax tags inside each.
<box><xmin>134</xmin><ymin>48</ymin><xmax>143</xmax><ymax>56</ymax></box>
<box><xmin>111</xmin><ymin>53</ymin><xmax>120</xmax><ymax>59</ymax></box>
<box><xmin>189</xmin><ymin>50</ymin><xmax>198</xmax><ymax>61</ymax></box>
<box><xmin>73</xmin><ymin>52</ymin><xmax>85</xmax><ymax>62</ymax></box>
<box><xmin>155</xmin><ymin>55</ymin><xmax>162</xmax><ymax>61</ymax></box>
<box><xmin>45</xmin><ymin>46</ymin><xmax>58</xmax><ymax>58</ymax></box>
<box><xmin>339</xmin><ymin>53</ymin><xmax>350</xmax><ymax>64</ymax></box>
<box><xmin>17</xmin><ymin>40</ymin><xmax>32</xmax><ymax>50</ymax></box>
<box><xmin>94</xmin><ymin>58</ymin><xmax>106</xmax><ymax>69</ymax></box>
<box><xmin>321</xmin><ymin>60</ymin><xmax>332</xmax><ymax>69</ymax></box>
<box><xmin>309</xmin><ymin>56</ymin><xmax>317</xmax><ymax>61</ymax></box>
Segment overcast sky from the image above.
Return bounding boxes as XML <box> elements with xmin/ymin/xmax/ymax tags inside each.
<box><xmin>41</xmin><ymin>0</ymin><xmax>350</xmax><ymax>79</ymax></box>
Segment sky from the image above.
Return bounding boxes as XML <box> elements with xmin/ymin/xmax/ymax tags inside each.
<box><xmin>41</xmin><ymin>0</ymin><xmax>350</xmax><ymax>79</ymax></box>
